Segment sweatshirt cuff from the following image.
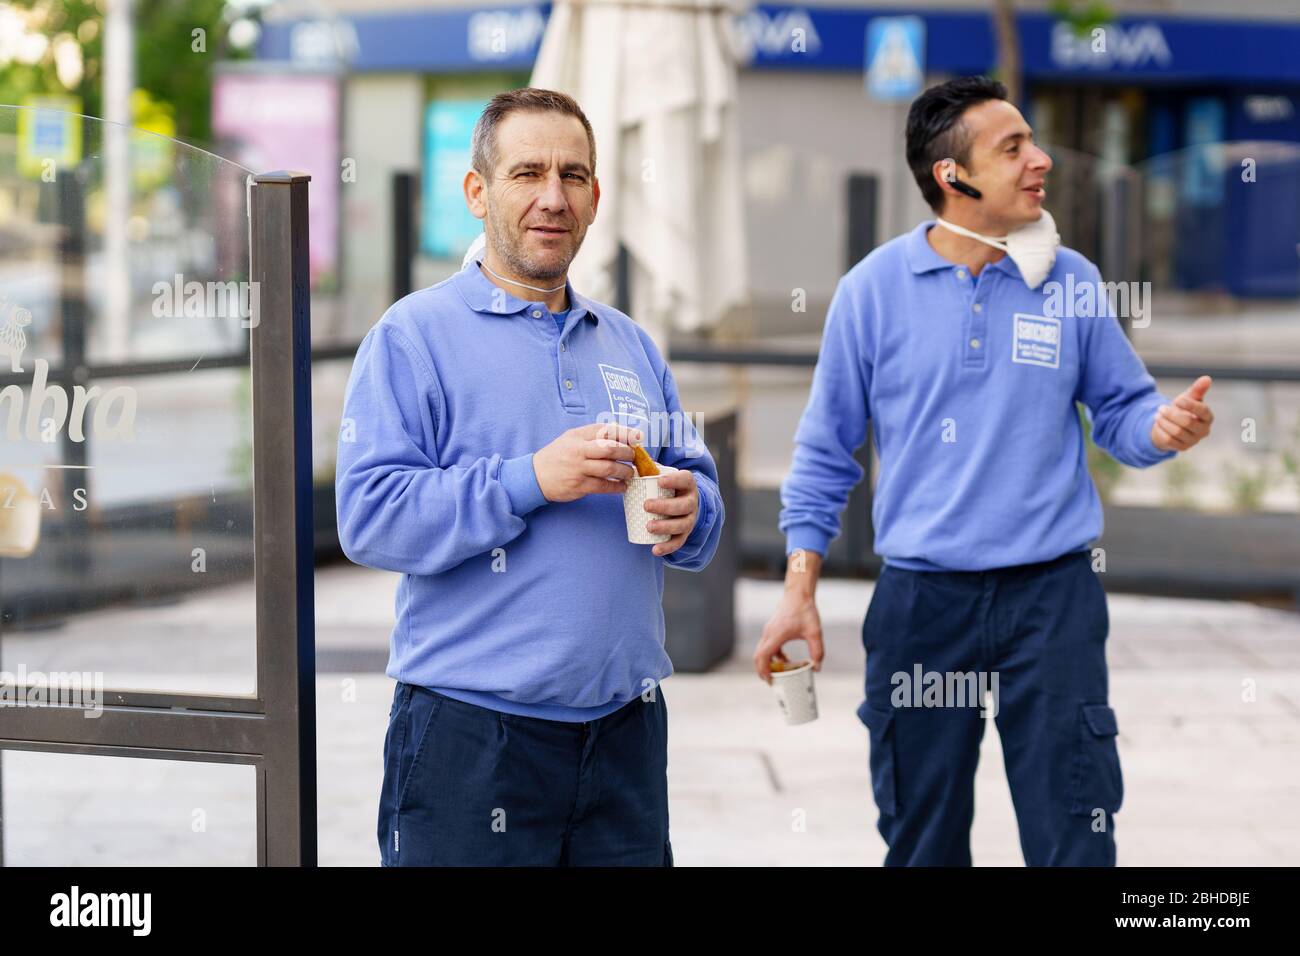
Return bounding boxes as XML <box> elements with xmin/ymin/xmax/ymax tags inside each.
<box><xmin>786</xmin><ymin>524</ymin><xmax>832</xmax><ymax>558</ymax></box>
<box><xmin>684</xmin><ymin>482</ymin><xmax>713</xmax><ymax>545</ymax></box>
<box><xmin>500</xmin><ymin>453</ymin><xmax>548</xmax><ymax>516</ymax></box>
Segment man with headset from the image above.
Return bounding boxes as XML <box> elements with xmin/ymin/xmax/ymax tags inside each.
<box><xmin>755</xmin><ymin>76</ymin><xmax>1215</xmax><ymax>865</ymax></box>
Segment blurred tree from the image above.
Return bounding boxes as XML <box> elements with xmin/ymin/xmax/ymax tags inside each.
<box><xmin>993</xmin><ymin>1</ymin><xmax>1114</xmax><ymax>108</ymax></box>
<box><xmin>1049</xmin><ymin>0</ymin><xmax>1114</xmax><ymax>36</ymax></box>
<box><xmin>991</xmin><ymin>0</ymin><xmax>1021</xmax><ymax>106</ymax></box>
<box><xmin>0</xmin><ymin>0</ymin><xmax>244</xmax><ymax>142</ymax></box>
<box><xmin>0</xmin><ymin>1</ymin><xmax>102</xmax><ymax>115</ymax></box>
<box><xmin>134</xmin><ymin>0</ymin><xmax>236</xmax><ymax>142</ymax></box>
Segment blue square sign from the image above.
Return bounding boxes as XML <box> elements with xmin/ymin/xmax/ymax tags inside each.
<box><xmin>866</xmin><ymin>16</ymin><xmax>925</xmax><ymax>101</ymax></box>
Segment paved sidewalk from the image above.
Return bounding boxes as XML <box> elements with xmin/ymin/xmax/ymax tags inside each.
<box><xmin>311</xmin><ymin>564</ymin><xmax>1300</xmax><ymax>866</ymax></box>
<box><xmin>3</xmin><ymin>561</ymin><xmax>1298</xmax><ymax>865</ymax></box>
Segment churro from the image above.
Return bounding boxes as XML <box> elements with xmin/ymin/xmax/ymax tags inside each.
<box><xmin>632</xmin><ymin>444</ymin><xmax>660</xmax><ymax>477</ymax></box>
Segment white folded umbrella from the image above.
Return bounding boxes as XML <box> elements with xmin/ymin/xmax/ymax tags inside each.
<box><xmin>529</xmin><ymin>0</ymin><xmax>750</xmax><ymax>348</ymax></box>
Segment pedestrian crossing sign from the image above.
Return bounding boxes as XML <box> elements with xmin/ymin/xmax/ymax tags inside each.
<box><xmin>866</xmin><ymin>16</ymin><xmax>925</xmax><ymax>101</ymax></box>
<box><xmin>17</xmin><ymin>95</ymin><xmax>82</xmax><ymax>180</ymax></box>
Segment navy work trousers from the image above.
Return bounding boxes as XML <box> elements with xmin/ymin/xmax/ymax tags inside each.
<box><xmin>858</xmin><ymin>549</ymin><xmax>1123</xmax><ymax>866</ymax></box>
<box><xmin>378</xmin><ymin>683</ymin><xmax>672</xmax><ymax>866</ymax></box>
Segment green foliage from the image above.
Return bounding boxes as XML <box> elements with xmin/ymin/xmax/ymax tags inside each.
<box><xmin>0</xmin><ymin>0</ymin><xmax>243</xmax><ymax>142</ymax></box>
<box><xmin>1278</xmin><ymin>418</ymin><xmax>1300</xmax><ymax>500</ymax></box>
<box><xmin>0</xmin><ymin>1</ymin><xmax>103</xmax><ymax>117</ymax></box>
<box><xmin>1049</xmin><ymin>0</ymin><xmax>1115</xmax><ymax>37</ymax></box>
<box><xmin>1161</xmin><ymin>457</ymin><xmax>1198</xmax><ymax>510</ymax></box>
<box><xmin>1077</xmin><ymin>402</ymin><xmax>1123</xmax><ymax>504</ymax></box>
<box><xmin>1223</xmin><ymin>459</ymin><xmax>1270</xmax><ymax>513</ymax></box>
<box><xmin>134</xmin><ymin>0</ymin><xmax>234</xmax><ymax>142</ymax></box>
<box><xmin>228</xmin><ymin>364</ymin><xmax>253</xmax><ymax>490</ymax></box>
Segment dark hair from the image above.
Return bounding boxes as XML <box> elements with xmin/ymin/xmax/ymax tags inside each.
<box><xmin>905</xmin><ymin>76</ymin><xmax>1008</xmax><ymax>212</ymax></box>
<box><xmin>471</xmin><ymin>87</ymin><xmax>597</xmax><ymax>178</ymax></box>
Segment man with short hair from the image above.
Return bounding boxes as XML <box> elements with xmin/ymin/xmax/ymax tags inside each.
<box><xmin>755</xmin><ymin>76</ymin><xmax>1215</xmax><ymax>866</ymax></box>
<box><xmin>337</xmin><ymin>88</ymin><xmax>724</xmax><ymax>866</ymax></box>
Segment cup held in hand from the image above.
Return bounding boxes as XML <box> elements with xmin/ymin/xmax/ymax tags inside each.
<box><xmin>769</xmin><ymin>659</ymin><xmax>818</xmax><ymax>725</ymax></box>
<box><xmin>623</xmin><ymin>464</ymin><xmax>677</xmax><ymax>544</ymax></box>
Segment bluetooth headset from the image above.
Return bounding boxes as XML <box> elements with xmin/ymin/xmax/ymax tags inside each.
<box><xmin>948</xmin><ymin>178</ymin><xmax>983</xmax><ymax>200</ymax></box>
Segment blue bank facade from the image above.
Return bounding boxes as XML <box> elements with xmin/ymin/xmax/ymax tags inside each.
<box><xmin>258</xmin><ymin>4</ymin><xmax>1300</xmax><ymax>299</ymax></box>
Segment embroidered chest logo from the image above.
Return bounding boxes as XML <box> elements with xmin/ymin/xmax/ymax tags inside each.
<box><xmin>1011</xmin><ymin>313</ymin><xmax>1062</xmax><ymax>369</ymax></box>
<box><xmin>598</xmin><ymin>364</ymin><xmax>650</xmax><ymax>431</ymax></box>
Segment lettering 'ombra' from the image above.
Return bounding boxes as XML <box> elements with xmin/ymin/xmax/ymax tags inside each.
<box><xmin>0</xmin><ymin>359</ymin><xmax>137</xmax><ymax>442</ymax></box>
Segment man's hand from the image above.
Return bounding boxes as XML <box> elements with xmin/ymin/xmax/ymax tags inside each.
<box><xmin>533</xmin><ymin>423</ymin><xmax>642</xmax><ymax>502</ymax></box>
<box><xmin>754</xmin><ymin>550</ymin><xmax>826</xmax><ymax>684</ymax></box>
<box><xmin>644</xmin><ymin>468</ymin><xmax>699</xmax><ymax>557</ymax></box>
<box><xmin>1151</xmin><ymin>375</ymin><xmax>1214</xmax><ymax>453</ymax></box>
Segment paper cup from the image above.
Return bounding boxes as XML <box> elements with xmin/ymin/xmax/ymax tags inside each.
<box><xmin>623</xmin><ymin>465</ymin><xmax>677</xmax><ymax>544</ymax></box>
<box><xmin>770</xmin><ymin>660</ymin><xmax>818</xmax><ymax>725</ymax></box>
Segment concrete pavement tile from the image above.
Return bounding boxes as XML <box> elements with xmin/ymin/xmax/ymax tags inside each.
<box><xmin>8</xmin><ymin>565</ymin><xmax>1298</xmax><ymax>866</ymax></box>
<box><xmin>1112</xmin><ymin>826</ymin><xmax>1280</xmax><ymax>866</ymax></box>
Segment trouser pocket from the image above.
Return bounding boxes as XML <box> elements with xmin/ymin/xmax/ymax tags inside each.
<box><xmin>378</xmin><ymin>683</ymin><xmax>442</xmax><ymax>866</ymax></box>
<box><xmin>857</xmin><ymin>700</ymin><xmax>899</xmax><ymax>817</ymax></box>
<box><xmin>1069</xmin><ymin>703</ymin><xmax>1124</xmax><ymax>818</ymax></box>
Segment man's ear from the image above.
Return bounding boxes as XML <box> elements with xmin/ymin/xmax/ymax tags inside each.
<box><xmin>588</xmin><ymin>175</ymin><xmax>600</xmax><ymax>223</ymax></box>
<box><xmin>931</xmin><ymin>157</ymin><xmax>964</xmax><ymax>202</ymax></box>
<box><xmin>464</xmin><ymin>169</ymin><xmax>487</xmax><ymax>220</ymax></box>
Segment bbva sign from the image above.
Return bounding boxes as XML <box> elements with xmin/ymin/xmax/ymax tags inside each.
<box><xmin>1051</xmin><ymin>21</ymin><xmax>1173</xmax><ymax>71</ymax></box>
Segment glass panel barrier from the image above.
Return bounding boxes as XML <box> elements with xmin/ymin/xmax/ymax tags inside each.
<box><xmin>0</xmin><ymin>105</ymin><xmax>256</xmax><ymax>697</ymax></box>
<box><xmin>0</xmin><ymin>747</ymin><xmax>257</xmax><ymax>866</ymax></box>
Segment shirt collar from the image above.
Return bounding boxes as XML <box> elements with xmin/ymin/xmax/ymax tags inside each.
<box><xmin>905</xmin><ymin>220</ymin><xmax>952</xmax><ymax>275</ymax></box>
<box><xmin>452</xmin><ymin>257</ymin><xmax>600</xmax><ymax>325</ymax></box>
<box><xmin>906</xmin><ymin>219</ymin><xmax>1019</xmax><ymax>280</ymax></box>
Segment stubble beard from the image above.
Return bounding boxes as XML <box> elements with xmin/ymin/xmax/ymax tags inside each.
<box><xmin>485</xmin><ymin>196</ymin><xmax>583</xmax><ymax>284</ymax></box>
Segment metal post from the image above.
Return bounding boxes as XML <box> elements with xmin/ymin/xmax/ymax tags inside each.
<box><xmin>615</xmin><ymin>243</ymin><xmax>631</xmax><ymax>315</ymax></box>
<box><xmin>391</xmin><ymin>171</ymin><xmax>415</xmax><ymax>302</ymax></box>
<box><xmin>845</xmin><ymin>174</ymin><xmax>878</xmax><ymax>573</ymax></box>
<box><xmin>249</xmin><ymin>171</ymin><xmax>317</xmax><ymax>866</ymax></box>
<box><xmin>1102</xmin><ymin>172</ymin><xmax>1134</xmax><ymax>337</ymax></box>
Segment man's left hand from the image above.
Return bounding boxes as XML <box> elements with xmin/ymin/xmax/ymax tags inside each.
<box><xmin>644</xmin><ymin>469</ymin><xmax>699</xmax><ymax>557</ymax></box>
<box><xmin>1152</xmin><ymin>375</ymin><xmax>1214</xmax><ymax>452</ymax></box>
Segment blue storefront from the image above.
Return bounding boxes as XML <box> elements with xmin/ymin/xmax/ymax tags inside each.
<box><xmin>259</xmin><ymin>4</ymin><xmax>1300</xmax><ymax>297</ymax></box>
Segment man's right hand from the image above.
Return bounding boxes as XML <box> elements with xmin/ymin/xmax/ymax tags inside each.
<box><xmin>533</xmin><ymin>423</ymin><xmax>642</xmax><ymax>503</ymax></box>
<box><xmin>754</xmin><ymin>549</ymin><xmax>826</xmax><ymax>683</ymax></box>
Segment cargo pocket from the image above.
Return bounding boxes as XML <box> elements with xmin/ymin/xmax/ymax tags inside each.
<box><xmin>857</xmin><ymin>700</ymin><xmax>899</xmax><ymax>817</ymax></box>
<box><xmin>1069</xmin><ymin>703</ymin><xmax>1124</xmax><ymax>817</ymax></box>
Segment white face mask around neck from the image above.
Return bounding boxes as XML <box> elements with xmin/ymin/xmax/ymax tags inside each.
<box><xmin>934</xmin><ymin>210</ymin><xmax>1061</xmax><ymax>290</ymax></box>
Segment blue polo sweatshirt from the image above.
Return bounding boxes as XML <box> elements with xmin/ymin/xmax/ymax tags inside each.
<box><xmin>780</xmin><ymin>220</ymin><xmax>1176</xmax><ymax>572</ymax></box>
<box><xmin>336</xmin><ymin>260</ymin><xmax>724</xmax><ymax>721</ymax></box>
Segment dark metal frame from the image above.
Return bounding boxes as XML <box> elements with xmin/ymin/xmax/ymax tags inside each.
<box><xmin>0</xmin><ymin>171</ymin><xmax>317</xmax><ymax>866</ymax></box>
